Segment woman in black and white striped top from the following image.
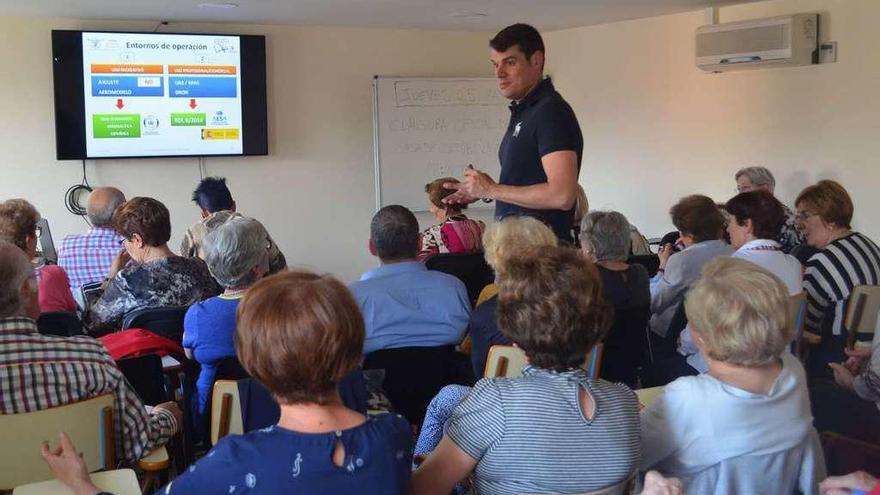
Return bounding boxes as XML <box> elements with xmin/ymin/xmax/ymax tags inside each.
<box><xmin>797</xmin><ymin>180</ymin><xmax>880</xmax><ymax>374</ymax></box>
<box><xmin>411</xmin><ymin>246</ymin><xmax>640</xmax><ymax>495</ymax></box>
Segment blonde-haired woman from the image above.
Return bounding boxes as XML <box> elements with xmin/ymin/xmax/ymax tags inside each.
<box><xmin>641</xmin><ymin>257</ymin><xmax>823</xmax><ymax>494</ymax></box>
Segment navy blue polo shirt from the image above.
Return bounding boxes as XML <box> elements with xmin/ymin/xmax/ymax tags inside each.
<box><xmin>496</xmin><ymin>78</ymin><xmax>583</xmax><ymax>242</ymax></box>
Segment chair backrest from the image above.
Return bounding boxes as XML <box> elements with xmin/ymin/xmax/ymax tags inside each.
<box><xmin>425</xmin><ymin>251</ymin><xmax>494</xmax><ymax>307</ymax></box>
<box><xmin>36</xmin><ymin>311</ymin><xmax>83</xmax><ymax>337</ymax></box>
<box><xmin>789</xmin><ymin>292</ymin><xmax>807</xmax><ymax>356</ymax></box>
<box><xmin>122</xmin><ymin>306</ymin><xmax>189</xmax><ymax>343</ymax></box>
<box><xmin>484</xmin><ymin>345</ymin><xmax>529</xmax><ymax>378</ymax></box>
<box><xmin>210</xmin><ymin>380</ymin><xmax>243</xmax><ymax>445</ymax></box>
<box><xmin>484</xmin><ymin>344</ymin><xmax>604</xmax><ymax>379</ymax></box>
<box><xmin>115</xmin><ymin>354</ymin><xmax>169</xmax><ymax>406</ymax></box>
<box><xmin>13</xmin><ymin>469</ymin><xmax>140</xmax><ymax>495</ymax></box>
<box><xmin>0</xmin><ymin>394</ymin><xmax>114</xmax><ymax>489</ymax></box>
<box><xmin>844</xmin><ymin>285</ymin><xmax>880</xmax><ymax>347</ymax></box>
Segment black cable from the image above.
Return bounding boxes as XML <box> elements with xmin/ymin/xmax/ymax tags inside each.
<box><xmin>64</xmin><ymin>159</ymin><xmax>93</xmax><ymax>218</ymax></box>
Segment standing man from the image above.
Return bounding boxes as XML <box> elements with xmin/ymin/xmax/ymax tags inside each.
<box><xmin>445</xmin><ymin>23</ymin><xmax>582</xmax><ymax>242</ymax></box>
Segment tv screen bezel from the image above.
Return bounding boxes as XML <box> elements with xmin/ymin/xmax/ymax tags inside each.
<box><xmin>52</xmin><ymin>29</ymin><xmax>268</xmax><ymax>160</ymax></box>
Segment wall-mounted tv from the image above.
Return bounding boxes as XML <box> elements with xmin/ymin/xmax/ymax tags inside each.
<box><xmin>52</xmin><ymin>30</ymin><xmax>268</xmax><ymax>160</ymax></box>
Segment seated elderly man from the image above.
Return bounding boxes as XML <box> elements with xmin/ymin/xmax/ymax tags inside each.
<box><xmin>57</xmin><ymin>187</ymin><xmax>125</xmax><ymax>291</ymax></box>
<box><xmin>181</xmin><ymin>176</ymin><xmax>286</xmax><ymax>274</ymax></box>
<box><xmin>350</xmin><ymin>205</ymin><xmax>471</xmax><ymax>423</ymax></box>
<box><xmin>0</xmin><ymin>241</ymin><xmax>181</xmax><ymax>462</ymax></box>
<box><xmin>734</xmin><ymin>166</ymin><xmax>806</xmax><ymax>255</ymax></box>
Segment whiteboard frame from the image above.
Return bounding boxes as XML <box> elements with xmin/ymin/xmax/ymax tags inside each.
<box><xmin>371</xmin><ymin>75</ymin><xmax>505</xmax><ymax>213</ymax></box>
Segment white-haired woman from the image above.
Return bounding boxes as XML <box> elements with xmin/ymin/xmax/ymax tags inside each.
<box><xmin>641</xmin><ymin>258</ymin><xmax>823</xmax><ymax>494</ymax></box>
<box><xmin>183</xmin><ymin>216</ymin><xmax>272</xmax><ymax>418</ymax></box>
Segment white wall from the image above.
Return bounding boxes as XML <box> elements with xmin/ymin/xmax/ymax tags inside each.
<box><xmin>546</xmin><ymin>0</ymin><xmax>880</xmax><ymax>240</ymax></box>
<box><xmin>0</xmin><ymin>17</ymin><xmax>494</xmax><ymax>281</ymax></box>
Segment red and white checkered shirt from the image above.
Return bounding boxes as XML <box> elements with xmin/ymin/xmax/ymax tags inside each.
<box><xmin>0</xmin><ymin>316</ymin><xmax>177</xmax><ymax>462</ymax></box>
<box><xmin>57</xmin><ymin>226</ymin><xmax>122</xmax><ymax>289</ymax></box>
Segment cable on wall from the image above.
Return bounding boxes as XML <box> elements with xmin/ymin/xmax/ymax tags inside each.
<box><xmin>64</xmin><ymin>159</ymin><xmax>93</xmax><ymax>224</ymax></box>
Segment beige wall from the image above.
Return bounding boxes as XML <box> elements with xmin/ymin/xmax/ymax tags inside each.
<box><xmin>547</xmin><ymin>0</ymin><xmax>880</xmax><ymax>240</ymax></box>
<box><xmin>0</xmin><ymin>17</ymin><xmax>494</xmax><ymax>281</ymax></box>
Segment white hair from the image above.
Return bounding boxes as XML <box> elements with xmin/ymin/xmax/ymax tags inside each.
<box><xmin>580</xmin><ymin>211</ymin><xmax>632</xmax><ymax>262</ymax></box>
<box><xmin>735</xmin><ymin>166</ymin><xmax>776</xmax><ymax>193</ymax></box>
<box><xmin>203</xmin><ymin>216</ymin><xmax>271</xmax><ymax>289</ymax></box>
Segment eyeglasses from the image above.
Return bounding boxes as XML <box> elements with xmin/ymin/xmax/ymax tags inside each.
<box><xmin>795</xmin><ymin>210</ymin><xmax>818</xmax><ymax>222</ymax></box>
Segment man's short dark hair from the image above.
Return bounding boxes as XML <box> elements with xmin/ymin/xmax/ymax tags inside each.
<box><xmin>490</xmin><ymin>23</ymin><xmax>545</xmax><ymax>61</ymax></box>
<box><xmin>670</xmin><ymin>195</ymin><xmax>725</xmax><ymax>243</ymax></box>
<box><xmin>192</xmin><ymin>177</ymin><xmax>234</xmax><ymax>213</ymax></box>
<box><xmin>370</xmin><ymin>205</ymin><xmax>419</xmax><ymax>261</ymax></box>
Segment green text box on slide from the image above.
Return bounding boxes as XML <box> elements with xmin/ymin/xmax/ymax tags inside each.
<box><xmin>170</xmin><ymin>113</ymin><xmax>206</xmax><ymax>126</ymax></box>
<box><xmin>93</xmin><ymin>114</ymin><xmax>141</xmax><ymax>138</ymax></box>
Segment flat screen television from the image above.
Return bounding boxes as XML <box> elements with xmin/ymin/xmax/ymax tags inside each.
<box><xmin>52</xmin><ymin>30</ymin><xmax>268</xmax><ymax>160</ymax></box>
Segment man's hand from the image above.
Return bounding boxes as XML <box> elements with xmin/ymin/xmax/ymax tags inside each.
<box><xmin>153</xmin><ymin>401</ymin><xmax>183</xmax><ymax>430</ymax></box>
<box><xmin>443</xmin><ymin>168</ymin><xmax>496</xmax><ymax>205</ymax></box>
<box><xmin>40</xmin><ymin>432</ymin><xmax>101</xmax><ymax>495</ymax></box>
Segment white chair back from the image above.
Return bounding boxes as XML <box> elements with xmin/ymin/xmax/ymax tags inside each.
<box><xmin>0</xmin><ymin>394</ymin><xmax>114</xmax><ymax>489</ymax></box>
<box><xmin>13</xmin><ymin>469</ymin><xmax>139</xmax><ymax>495</ymax></box>
<box><xmin>210</xmin><ymin>379</ymin><xmax>243</xmax><ymax>445</ymax></box>
<box><xmin>845</xmin><ymin>285</ymin><xmax>880</xmax><ymax>347</ymax></box>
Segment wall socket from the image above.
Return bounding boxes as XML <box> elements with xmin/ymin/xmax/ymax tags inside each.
<box><xmin>819</xmin><ymin>41</ymin><xmax>837</xmax><ymax>63</ymax></box>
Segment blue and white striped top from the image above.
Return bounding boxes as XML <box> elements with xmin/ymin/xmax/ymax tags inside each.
<box><xmin>445</xmin><ymin>366</ymin><xmax>640</xmax><ymax>495</ymax></box>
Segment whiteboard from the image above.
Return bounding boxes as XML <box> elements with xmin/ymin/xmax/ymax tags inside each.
<box><xmin>372</xmin><ymin>76</ymin><xmax>510</xmax><ymax>211</ymax></box>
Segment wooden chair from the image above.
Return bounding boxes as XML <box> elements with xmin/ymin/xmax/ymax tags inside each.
<box><xmin>789</xmin><ymin>292</ymin><xmax>807</xmax><ymax>357</ymax></box>
<box><xmin>0</xmin><ymin>394</ymin><xmax>115</xmax><ymax>490</ymax></box>
<box><xmin>13</xmin><ymin>469</ymin><xmax>140</xmax><ymax>495</ymax></box>
<box><xmin>636</xmin><ymin>386</ymin><xmax>664</xmax><ymax>410</ymax></box>
<box><xmin>844</xmin><ymin>285</ymin><xmax>880</xmax><ymax>348</ymax></box>
<box><xmin>484</xmin><ymin>344</ymin><xmax>604</xmax><ymax>379</ymax></box>
<box><xmin>210</xmin><ymin>379</ymin><xmax>243</xmax><ymax>445</ymax></box>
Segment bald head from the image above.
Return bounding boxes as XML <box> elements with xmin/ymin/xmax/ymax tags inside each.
<box><xmin>87</xmin><ymin>187</ymin><xmax>126</xmax><ymax>226</ymax></box>
<box><xmin>0</xmin><ymin>241</ymin><xmax>37</xmax><ymax>319</ymax></box>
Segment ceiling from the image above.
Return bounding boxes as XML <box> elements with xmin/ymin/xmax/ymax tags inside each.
<box><xmin>0</xmin><ymin>0</ymin><xmax>763</xmax><ymax>31</ymax></box>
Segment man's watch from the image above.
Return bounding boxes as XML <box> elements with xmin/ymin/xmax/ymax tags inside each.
<box><xmin>480</xmin><ymin>198</ymin><xmax>493</xmax><ymax>203</ymax></box>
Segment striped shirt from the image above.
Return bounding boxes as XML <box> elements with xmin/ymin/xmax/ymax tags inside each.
<box><xmin>57</xmin><ymin>226</ymin><xmax>122</xmax><ymax>289</ymax></box>
<box><xmin>0</xmin><ymin>316</ymin><xmax>177</xmax><ymax>462</ymax></box>
<box><xmin>445</xmin><ymin>366</ymin><xmax>640</xmax><ymax>495</ymax></box>
<box><xmin>803</xmin><ymin>232</ymin><xmax>880</xmax><ymax>336</ymax></box>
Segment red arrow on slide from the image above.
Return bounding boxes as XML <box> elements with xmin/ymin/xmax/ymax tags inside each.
<box><xmin>115</xmin><ymin>99</ymin><xmax>124</xmax><ymax>109</ymax></box>
<box><xmin>189</xmin><ymin>99</ymin><xmax>198</xmax><ymax>109</ymax></box>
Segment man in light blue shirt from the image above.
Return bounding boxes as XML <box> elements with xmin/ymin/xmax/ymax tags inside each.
<box><xmin>350</xmin><ymin>205</ymin><xmax>471</xmax><ymax>355</ymax></box>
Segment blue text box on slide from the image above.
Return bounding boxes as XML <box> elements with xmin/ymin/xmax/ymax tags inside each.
<box><xmin>169</xmin><ymin>77</ymin><xmax>237</xmax><ymax>98</ymax></box>
<box><xmin>91</xmin><ymin>76</ymin><xmax>164</xmax><ymax>97</ymax></box>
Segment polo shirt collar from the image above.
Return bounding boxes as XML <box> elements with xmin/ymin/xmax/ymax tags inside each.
<box><xmin>0</xmin><ymin>316</ymin><xmax>38</xmax><ymax>335</ymax></box>
<box><xmin>360</xmin><ymin>260</ymin><xmax>425</xmax><ymax>281</ymax></box>
<box><xmin>510</xmin><ymin>77</ymin><xmax>554</xmax><ymax>112</ymax></box>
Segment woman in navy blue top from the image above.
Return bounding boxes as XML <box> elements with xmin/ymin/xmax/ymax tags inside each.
<box><xmin>42</xmin><ymin>270</ymin><xmax>414</xmax><ymax>495</ymax></box>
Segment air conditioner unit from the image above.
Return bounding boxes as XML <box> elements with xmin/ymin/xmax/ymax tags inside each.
<box><xmin>696</xmin><ymin>14</ymin><xmax>818</xmax><ymax>72</ymax></box>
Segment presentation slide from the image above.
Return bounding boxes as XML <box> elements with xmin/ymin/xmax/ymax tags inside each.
<box><xmin>82</xmin><ymin>32</ymin><xmax>244</xmax><ymax>157</ymax></box>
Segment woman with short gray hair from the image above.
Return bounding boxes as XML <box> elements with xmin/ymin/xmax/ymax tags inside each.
<box><xmin>183</xmin><ymin>216</ymin><xmax>273</xmax><ymax>418</ymax></box>
<box><xmin>580</xmin><ymin>211</ymin><xmax>650</xmax><ymax>386</ymax></box>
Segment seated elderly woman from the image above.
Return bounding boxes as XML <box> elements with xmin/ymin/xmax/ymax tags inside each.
<box><xmin>0</xmin><ymin>199</ymin><xmax>77</xmax><ymax>313</ymax></box>
<box><xmin>797</xmin><ymin>180</ymin><xmax>880</xmax><ymax>375</ymax></box>
<box><xmin>468</xmin><ymin>215</ymin><xmax>558</xmax><ymax>377</ymax></box>
<box><xmin>41</xmin><ymin>270</ymin><xmax>414</xmax><ymax>494</ymax></box>
<box><xmin>183</xmin><ymin>216</ymin><xmax>271</xmax><ymax>418</ymax></box>
<box><xmin>661</xmin><ymin>191</ymin><xmax>805</xmax><ymax>383</ymax></box>
<box><xmin>417</xmin><ymin>177</ymin><xmax>485</xmax><ymax>261</ymax></box>
<box><xmin>412</xmin><ymin>246</ymin><xmax>640</xmax><ymax>495</ymax></box>
<box><xmin>641</xmin><ymin>257</ymin><xmax>824</xmax><ymax>494</ymax></box>
<box><xmin>650</xmin><ymin>195</ymin><xmax>732</xmax><ymax>355</ymax></box>
<box><xmin>87</xmin><ymin>197</ymin><xmax>219</xmax><ymax>335</ymax></box>
<box><xmin>580</xmin><ymin>210</ymin><xmax>650</xmax><ymax>387</ymax></box>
